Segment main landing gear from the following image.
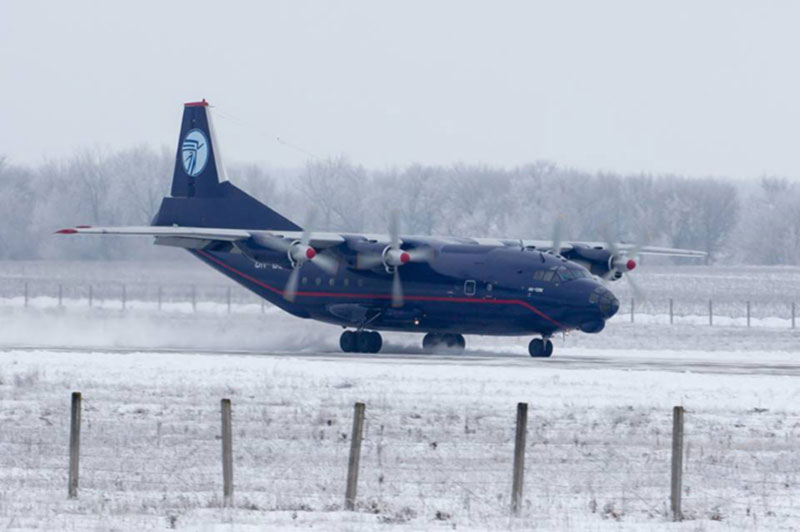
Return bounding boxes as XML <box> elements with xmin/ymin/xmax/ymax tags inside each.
<box><xmin>340</xmin><ymin>330</ymin><xmax>383</xmax><ymax>353</ymax></box>
<box><xmin>422</xmin><ymin>333</ymin><xmax>466</xmax><ymax>353</ymax></box>
<box><xmin>528</xmin><ymin>337</ymin><xmax>554</xmax><ymax>358</ymax></box>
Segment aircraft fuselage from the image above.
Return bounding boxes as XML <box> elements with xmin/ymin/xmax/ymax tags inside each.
<box><xmin>192</xmin><ymin>239</ymin><xmax>619</xmax><ymax>337</ymax></box>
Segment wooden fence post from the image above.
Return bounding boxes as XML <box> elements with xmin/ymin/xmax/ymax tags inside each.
<box><xmin>630</xmin><ymin>299</ymin><xmax>635</xmax><ymax>323</ymax></box>
<box><xmin>671</xmin><ymin>406</ymin><xmax>685</xmax><ymax>521</ymax></box>
<box><xmin>708</xmin><ymin>300</ymin><xmax>713</xmax><ymax>326</ymax></box>
<box><xmin>192</xmin><ymin>285</ymin><xmax>197</xmax><ymax>312</ymax></box>
<box><xmin>221</xmin><ymin>398</ymin><xmax>233</xmax><ymax>507</ymax></box>
<box><xmin>227</xmin><ymin>287</ymin><xmax>231</xmax><ymax>314</ymax></box>
<box><xmin>58</xmin><ymin>284</ymin><xmax>63</xmax><ymax>308</ymax></box>
<box><xmin>88</xmin><ymin>285</ymin><xmax>93</xmax><ymax>308</ymax></box>
<box><xmin>122</xmin><ymin>284</ymin><xmax>126</xmax><ymax>311</ymax></box>
<box><xmin>345</xmin><ymin>402</ymin><xmax>366</xmax><ymax>510</ymax></box>
<box><xmin>669</xmin><ymin>298</ymin><xmax>673</xmax><ymax>325</ymax></box>
<box><xmin>261</xmin><ymin>300</ymin><xmax>265</xmax><ymax>314</ymax></box>
<box><xmin>792</xmin><ymin>302</ymin><xmax>796</xmax><ymax>329</ymax></box>
<box><xmin>68</xmin><ymin>392</ymin><xmax>82</xmax><ymax>498</ymax></box>
<box><xmin>746</xmin><ymin>301</ymin><xmax>751</xmax><ymax>328</ymax></box>
<box><xmin>24</xmin><ymin>282</ymin><xmax>28</xmax><ymax>307</ymax></box>
<box><xmin>511</xmin><ymin>402</ymin><xmax>528</xmax><ymax>515</ymax></box>
<box><xmin>158</xmin><ymin>286</ymin><xmax>162</xmax><ymax>311</ymax></box>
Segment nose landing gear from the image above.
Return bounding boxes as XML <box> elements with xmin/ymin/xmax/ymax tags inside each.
<box><xmin>340</xmin><ymin>330</ymin><xmax>383</xmax><ymax>353</ymax></box>
<box><xmin>528</xmin><ymin>337</ymin><xmax>554</xmax><ymax>358</ymax></box>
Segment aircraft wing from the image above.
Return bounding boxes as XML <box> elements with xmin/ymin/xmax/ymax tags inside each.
<box><xmin>471</xmin><ymin>237</ymin><xmax>706</xmax><ymax>258</ymax></box>
<box><xmin>563</xmin><ymin>242</ymin><xmax>707</xmax><ymax>258</ymax></box>
<box><xmin>544</xmin><ymin>240</ymin><xmax>708</xmax><ymax>259</ymax></box>
<box><xmin>614</xmin><ymin>244</ymin><xmax>706</xmax><ymax>258</ymax></box>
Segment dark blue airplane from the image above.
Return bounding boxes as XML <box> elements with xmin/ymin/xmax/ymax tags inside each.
<box><xmin>58</xmin><ymin>100</ymin><xmax>705</xmax><ymax>357</ymax></box>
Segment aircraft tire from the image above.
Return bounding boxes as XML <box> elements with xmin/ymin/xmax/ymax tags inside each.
<box><xmin>529</xmin><ymin>338</ymin><xmax>553</xmax><ymax>358</ymax></box>
<box><xmin>422</xmin><ymin>333</ymin><xmax>441</xmax><ymax>352</ymax></box>
<box><xmin>356</xmin><ymin>331</ymin><xmax>382</xmax><ymax>353</ymax></box>
<box><xmin>423</xmin><ymin>333</ymin><xmax>465</xmax><ymax>353</ymax></box>
<box><xmin>454</xmin><ymin>334</ymin><xmax>466</xmax><ymax>351</ymax></box>
<box><xmin>442</xmin><ymin>334</ymin><xmax>466</xmax><ymax>352</ymax></box>
<box><xmin>544</xmin><ymin>339</ymin><xmax>554</xmax><ymax>357</ymax></box>
<box><xmin>340</xmin><ymin>331</ymin><xmax>357</xmax><ymax>353</ymax></box>
<box><xmin>528</xmin><ymin>338</ymin><xmax>544</xmax><ymax>357</ymax></box>
<box><xmin>368</xmin><ymin>331</ymin><xmax>383</xmax><ymax>353</ymax></box>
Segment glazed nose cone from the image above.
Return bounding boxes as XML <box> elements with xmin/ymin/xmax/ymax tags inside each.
<box><xmin>588</xmin><ymin>286</ymin><xmax>620</xmax><ymax>318</ymax></box>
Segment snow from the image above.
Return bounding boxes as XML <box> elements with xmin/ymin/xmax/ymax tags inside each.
<box><xmin>1</xmin><ymin>262</ymin><xmax>799</xmax><ymax>530</ymax></box>
<box><xmin>1</xmin><ymin>309</ymin><xmax>799</xmax><ymax>530</ymax></box>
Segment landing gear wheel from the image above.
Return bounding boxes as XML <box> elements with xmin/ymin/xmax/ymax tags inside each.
<box><xmin>340</xmin><ymin>330</ymin><xmax>357</xmax><ymax>353</ymax></box>
<box><xmin>444</xmin><ymin>334</ymin><xmax>466</xmax><ymax>352</ymax></box>
<box><xmin>528</xmin><ymin>338</ymin><xmax>553</xmax><ymax>358</ymax></box>
<box><xmin>353</xmin><ymin>331</ymin><xmax>382</xmax><ymax>353</ymax></box>
<box><xmin>422</xmin><ymin>333</ymin><xmax>441</xmax><ymax>352</ymax></box>
<box><xmin>422</xmin><ymin>333</ymin><xmax>465</xmax><ymax>353</ymax></box>
<box><xmin>455</xmin><ymin>334</ymin><xmax>466</xmax><ymax>350</ymax></box>
<box><xmin>366</xmin><ymin>331</ymin><xmax>382</xmax><ymax>353</ymax></box>
<box><xmin>340</xmin><ymin>330</ymin><xmax>383</xmax><ymax>353</ymax></box>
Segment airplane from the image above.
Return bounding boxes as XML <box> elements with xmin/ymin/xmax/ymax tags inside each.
<box><xmin>57</xmin><ymin>100</ymin><xmax>706</xmax><ymax>358</ymax></box>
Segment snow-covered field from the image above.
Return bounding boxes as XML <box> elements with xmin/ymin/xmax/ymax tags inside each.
<box><xmin>1</xmin><ymin>261</ymin><xmax>799</xmax><ymax>531</ymax></box>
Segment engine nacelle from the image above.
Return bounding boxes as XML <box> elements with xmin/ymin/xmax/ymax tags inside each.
<box><xmin>383</xmin><ymin>246</ymin><xmax>411</xmax><ymax>268</ymax></box>
<box><xmin>288</xmin><ymin>241</ymin><xmax>316</xmax><ymax>266</ymax></box>
<box><xmin>566</xmin><ymin>245</ymin><xmax>636</xmax><ymax>281</ymax></box>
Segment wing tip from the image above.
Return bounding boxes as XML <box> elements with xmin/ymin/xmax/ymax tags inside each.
<box><xmin>55</xmin><ymin>228</ymin><xmax>77</xmax><ymax>234</ymax></box>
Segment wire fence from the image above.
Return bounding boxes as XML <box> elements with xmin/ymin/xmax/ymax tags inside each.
<box><xmin>0</xmin><ymin>279</ymin><xmax>796</xmax><ymax>328</ymax></box>
<box><xmin>1</xmin><ymin>394</ymin><xmax>797</xmax><ymax>526</ymax></box>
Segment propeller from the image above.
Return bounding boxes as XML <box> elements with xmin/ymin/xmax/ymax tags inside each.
<box><xmin>601</xmin><ymin>227</ymin><xmax>646</xmax><ymax>303</ymax></box>
<box><xmin>252</xmin><ymin>213</ymin><xmax>339</xmax><ymax>302</ymax></box>
<box><xmin>549</xmin><ymin>216</ymin><xmax>565</xmax><ymax>257</ymax></box>
<box><xmin>356</xmin><ymin>211</ymin><xmax>434</xmax><ymax>307</ymax></box>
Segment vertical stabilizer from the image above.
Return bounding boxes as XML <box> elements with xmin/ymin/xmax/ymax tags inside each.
<box><xmin>152</xmin><ymin>99</ymin><xmax>301</xmax><ymax>231</ymax></box>
<box><xmin>171</xmin><ymin>99</ymin><xmax>227</xmax><ymax>198</ymax></box>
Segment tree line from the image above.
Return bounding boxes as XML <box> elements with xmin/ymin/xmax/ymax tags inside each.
<box><xmin>1</xmin><ymin>148</ymin><xmax>798</xmax><ymax>265</ymax></box>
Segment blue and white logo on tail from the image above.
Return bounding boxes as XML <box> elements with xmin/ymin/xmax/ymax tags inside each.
<box><xmin>182</xmin><ymin>129</ymin><xmax>209</xmax><ymax>176</ymax></box>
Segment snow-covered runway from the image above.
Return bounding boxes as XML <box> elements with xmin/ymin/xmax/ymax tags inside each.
<box><xmin>3</xmin><ymin>344</ymin><xmax>800</xmax><ymax>377</ymax></box>
<box><xmin>1</xmin><ymin>296</ymin><xmax>799</xmax><ymax>530</ymax></box>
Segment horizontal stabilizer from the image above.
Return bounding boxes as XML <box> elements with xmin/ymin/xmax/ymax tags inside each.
<box><xmin>56</xmin><ymin>226</ymin><xmax>250</xmax><ymax>241</ymax></box>
<box><xmin>55</xmin><ymin>225</ymin><xmax>346</xmax><ymax>249</ymax></box>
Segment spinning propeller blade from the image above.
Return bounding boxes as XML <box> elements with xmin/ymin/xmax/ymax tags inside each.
<box><xmin>353</xmin><ymin>210</ymin><xmax>433</xmax><ymax>307</ymax></box>
<box><xmin>392</xmin><ymin>269</ymin><xmax>403</xmax><ymax>308</ymax></box>
<box><xmin>280</xmin><ymin>211</ymin><xmax>340</xmax><ymax>302</ymax></box>
<box><xmin>284</xmin><ymin>267</ymin><xmax>301</xmax><ymax>302</ymax></box>
<box><xmin>601</xmin><ymin>225</ymin><xmax>646</xmax><ymax>302</ymax></box>
<box><xmin>550</xmin><ymin>216</ymin><xmax>565</xmax><ymax>256</ymax></box>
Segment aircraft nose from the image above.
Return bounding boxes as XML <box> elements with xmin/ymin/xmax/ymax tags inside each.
<box><xmin>588</xmin><ymin>285</ymin><xmax>619</xmax><ymax>319</ymax></box>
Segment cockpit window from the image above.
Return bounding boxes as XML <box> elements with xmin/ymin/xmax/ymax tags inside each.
<box><xmin>555</xmin><ymin>266</ymin><xmax>590</xmax><ymax>281</ymax></box>
<box><xmin>535</xmin><ymin>267</ymin><xmax>590</xmax><ymax>283</ymax></box>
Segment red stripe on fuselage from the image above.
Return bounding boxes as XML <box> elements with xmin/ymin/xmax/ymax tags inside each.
<box><xmin>195</xmin><ymin>250</ymin><xmax>565</xmax><ymax>328</ymax></box>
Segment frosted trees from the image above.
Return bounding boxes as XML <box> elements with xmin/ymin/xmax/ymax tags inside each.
<box><xmin>738</xmin><ymin>178</ymin><xmax>800</xmax><ymax>264</ymax></box>
<box><xmin>0</xmin><ymin>145</ymin><xmax>786</xmax><ymax>264</ymax></box>
<box><xmin>297</xmin><ymin>156</ymin><xmax>367</xmax><ymax>232</ymax></box>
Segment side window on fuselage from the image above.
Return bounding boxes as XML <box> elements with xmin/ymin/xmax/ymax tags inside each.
<box><xmin>464</xmin><ymin>280</ymin><xmax>476</xmax><ymax>296</ymax></box>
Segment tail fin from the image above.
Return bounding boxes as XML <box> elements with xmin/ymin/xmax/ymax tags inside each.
<box><xmin>171</xmin><ymin>99</ymin><xmax>226</xmax><ymax>198</ymax></box>
<box><xmin>153</xmin><ymin>100</ymin><xmax>300</xmax><ymax>231</ymax></box>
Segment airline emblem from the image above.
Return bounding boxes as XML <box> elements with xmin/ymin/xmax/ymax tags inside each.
<box><xmin>182</xmin><ymin>129</ymin><xmax>209</xmax><ymax>177</ymax></box>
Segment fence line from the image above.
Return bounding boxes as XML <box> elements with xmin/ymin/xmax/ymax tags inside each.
<box><xmin>0</xmin><ymin>279</ymin><xmax>797</xmax><ymax>329</ymax></box>
<box><xmin>43</xmin><ymin>391</ymin><xmax>797</xmax><ymax>523</ymax></box>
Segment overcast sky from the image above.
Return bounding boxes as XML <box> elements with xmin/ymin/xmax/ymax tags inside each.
<box><xmin>2</xmin><ymin>1</ymin><xmax>798</xmax><ymax>178</ymax></box>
